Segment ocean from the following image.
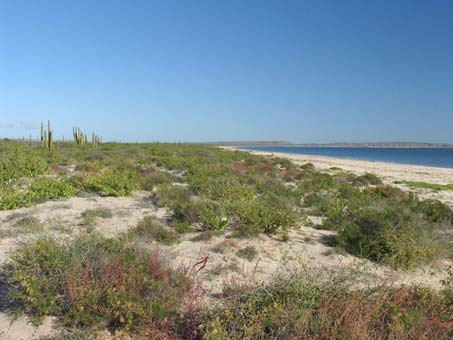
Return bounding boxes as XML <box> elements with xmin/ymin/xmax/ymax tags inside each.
<box><xmin>238</xmin><ymin>146</ymin><xmax>453</xmax><ymax>169</ymax></box>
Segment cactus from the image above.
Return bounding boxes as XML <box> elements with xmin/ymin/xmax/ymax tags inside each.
<box><xmin>72</xmin><ymin>126</ymin><xmax>102</xmax><ymax>147</ymax></box>
<box><xmin>41</xmin><ymin>122</ymin><xmax>45</xmax><ymax>147</ymax></box>
<box><xmin>73</xmin><ymin>126</ymin><xmax>84</xmax><ymax>145</ymax></box>
<box><xmin>91</xmin><ymin>132</ymin><xmax>101</xmax><ymax>146</ymax></box>
<box><xmin>47</xmin><ymin>120</ymin><xmax>53</xmax><ymax>149</ymax></box>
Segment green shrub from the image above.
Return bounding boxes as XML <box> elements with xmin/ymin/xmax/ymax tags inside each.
<box><xmin>0</xmin><ymin>147</ymin><xmax>49</xmax><ymax>183</ymax></box>
<box><xmin>82</xmin><ymin>168</ymin><xmax>138</xmax><ymax>196</ymax></box>
<box><xmin>5</xmin><ymin>234</ymin><xmax>191</xmax><ymax>329</ymax></box>
<box><xmin>173</xmin><ymin>221</ymin><xmax>192</xmax><ymax>233</ymax></box>
<box><xmin>172</xmin><ymin>198</ymin><xmax>229</xmax><ymax>231</ymax></box>
<box><xmin>196</xmin><ymin>200</ymin><xmax>230</xmax><ymax>230</ymax></box>
<box><xmin>7</xmin><ymin>239</ymin><xmax>68</xmax><ymax>318</ymax></box>
<box><xmin>0</xmin><ymin>186</ymin><xmax>32</xmax><ymax>210</ymax></box>
<box><xmin>233</xmin><ymin>196</ymin><xmax>296</xmax><ymax>234</ymax></box>
<box><xmin>154</xmin><ymin>183</ymin><xmax>191</xmax><ymax>208</ymax></box>
<box><xmin>201</xmin><ymin>273</ymin><xmax>453</xmax><ymax>340</ymax></box>
<box><xmin>299</xmin><ymin>172</ymin><xmax>335</xmax><ymax>192</ymax></box>
<box><xmin>30</xmin><ymin>177</ymin><xmax>77</xmax><ymax>201</ymax></box>
<box><xmin>416</xmin><ymin>199</ymin><xmax>453</xmax><ymax>224</ymax></box>
<box><xmin>334</xmin><ymin>208</ymin><xmax>440</xmax><ymax>268</ymax></box>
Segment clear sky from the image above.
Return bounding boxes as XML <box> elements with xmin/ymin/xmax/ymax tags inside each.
<box><xmin>1</xmin><ymin>0</ymin><xmax>452</xmax><ymax>143</ymax></box>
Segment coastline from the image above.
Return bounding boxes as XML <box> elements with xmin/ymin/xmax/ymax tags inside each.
<box><xmin>221</xmin><ymin>146</ymin><xmax>453</xmax><ymax>207</ymax></box>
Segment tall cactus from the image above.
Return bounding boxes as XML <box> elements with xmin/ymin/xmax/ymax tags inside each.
<box><xmin>72</xmin><ymin>126</ymin><xmax>102</xmax><ymax>147</ymax></box>
<box><xmin>47</xmin><ymin>120</ymin><xmax>53</xmax><ymax>149</ymax></box>
<box><xmin>91</xmin><ymin>132</ymin><xmax>101</xmax><ymax>146</ymax></box>
<box><xmin>41</xmin><ymin>122</ymin><xmax>45</xmax><ymax>147</ymax></box>
<box><xmin>73</xmin><ymin>126</ymin><xmax>85</xmax><ymax>145</ymax></box>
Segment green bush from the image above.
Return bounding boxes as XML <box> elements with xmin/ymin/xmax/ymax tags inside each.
<box><xmin>334</xmin><ymin>208</ymin><xmax>440</xmax><ymax>268</ymax></box>
<box><xmin>82</xmin><ymin>168</ymin><xmax>138</xmax><ymax>196</ymax></box>
<box><xmin>5</xmin><ymin>234</ymin><xmax>191</xmax><ymax>329</ymax></box>
<box><xmin>0</xmin><ymin>146</ymin><xmax>49</xmax><ymax>183</ymax></box>
<box><xmin>29</xmin><ymin>177</ymin><xmax>77</xmax><ymax>201</ymax></box>
<box><xmin>0</xmin><ymin>186</ymin><xmax>32</xmax><ymax>210</ymax></box>
<box><xmin>416</xmin><ymin>199</ymin><xmax>453</xmax><ymax>224</ymax></box>
<box><xmin>201</xmin><ymin>273</ymin><xmax>453</xmax><ymax>340</ymax></box>
<box><xmin>173</xmin><ymin>221</ymin><xmax>192</xmax><ymax>233</ymax></box>
<box><xmin>233</xmin><ymin>196</ymin><xmax>296</xmax><ymax>234</ymax></box>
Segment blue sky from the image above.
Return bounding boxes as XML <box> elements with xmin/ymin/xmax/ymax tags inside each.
<box><xmin>1</xmin><ymin>0</ymin><xmax>452</xmax><ymax>143</ymax></box>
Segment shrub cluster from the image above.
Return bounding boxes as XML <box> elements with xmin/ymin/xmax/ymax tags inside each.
<box><xmin>5</xmin><ymin>234</ymin><xmax>193</xmax><ymax>331</ymax></box>
<box><xmin>307</xmin><ymin>184</ymin><xmax>452</xmax><ymax>268</ymax></box>
<box><xmin>201</xmin><ymin>272</ymin><xmax>453</xmax><ymax>340</ymax></box>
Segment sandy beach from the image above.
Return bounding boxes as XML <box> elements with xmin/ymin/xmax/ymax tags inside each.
<box><xmin>223</xmin><ymin>146</ymin><xmax>453</xmax><ymax>207</ymax></box>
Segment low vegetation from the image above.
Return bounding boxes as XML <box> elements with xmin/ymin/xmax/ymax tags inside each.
<box><xmin>128</xmin><ymin>216</ymin><xmax>180</xmax><ymax>245</ymax></box>
<box><xmin>80</xmin><ymin>208</ymin><xmax>113</xmax><ymax>226</ymax></box>
<box><xmin>1</xmin><ymin>139</ymin><xmax>453</xmax><ymax>339</ymax></box>
<box><xmin>236</xmin><ymin>245</ymin><xmax>258</xmax><ymax>261</ymax></box>
<box><xmin>395</xmin><ymin>180</ymin><xmax>453</xmax><ymax>191</ymax></box>
<box><xmin>4</xmin><ymin>234</ymin><xmax>195</xmax><ymax>333</ymax></box>
<box><xmin>202</xmin><ymin>271</ymin><xmax>453</xmax><ymax>340</ymax></box>
<box><xmin>4</xmin><ymin>238</ymin><xmax>452</xmax><ymax>339</ymax></box>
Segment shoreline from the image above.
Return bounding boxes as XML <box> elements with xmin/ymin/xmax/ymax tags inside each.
<box><xmin>234</xmin><ymin>146</ymin><xmax>453</xmax><ymax>170</ymax></box>
<box><xmin>222</xmin><ymin>146</ymin><xmax>453</xmax><ymax>206</ymax></box>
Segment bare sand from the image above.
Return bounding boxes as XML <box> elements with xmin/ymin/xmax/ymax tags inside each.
<box><xmin>222</xmin><ymin>146</ymin><xmax>453</xmax><ymax>207</ymax></box>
